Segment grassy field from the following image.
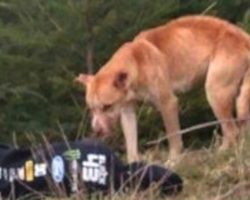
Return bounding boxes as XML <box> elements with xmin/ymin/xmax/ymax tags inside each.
<box><xmin>138</xmin><ymin>133</ymin><xmax>250</xmax><ymax>200</ymax></box>
<box><xmin>100</xmin><ymin>132</ymin><xmax>250</xmax><ymax>200</ymax></box>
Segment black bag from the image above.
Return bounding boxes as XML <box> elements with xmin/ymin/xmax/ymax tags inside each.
<box><xmin>0</xmin><ymin>139</ymin><xmax>182</xmax><ymax>198</ymax></box>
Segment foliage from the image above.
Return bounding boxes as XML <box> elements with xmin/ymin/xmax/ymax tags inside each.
<box><xmin>0</xmin><ymin>0</ymin><xmax>249</xmax><ymax>145</ymax></box>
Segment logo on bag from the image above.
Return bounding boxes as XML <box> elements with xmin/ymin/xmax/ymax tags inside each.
<box><xmin>63</xmin><ymin>149</ymin><xmax>81</xmax><ymax>161</ymax></box>
<box><xmin>51</xmin><ymin>156</ymin><xmax>65</xmax><ymax>183</ymax></box>
<box><xmin>25</xmin><ymin>160</ymin><xmax>34</xmax><ymax>182</ymax></box>
<box><xmin>63</xmin><ymin>149</ymin><xmax>81</xmax><ymax>192</ymax></box>
<box><xmin>35</xmin><ymin>163</ymin><xmax>47</xmax><ymax>177</ymax></box>
<box><xmin>9</xmin><ymin>168</ymin><xmax>16</xmax><ymax>182</ymax></box>
<box><xmin>82</xmin><ymin>154</ymin><xmax>108</xmax><ymax>185</ymax></box>
<box><xmin>0</xmin><ymin>162</ymin><xmax>47</xmax><ymax>182</ymax></box>
<box><xmin>17</xmin><ymin>167</ymin><xmax>25</xmax><ymax>180</ymax></box>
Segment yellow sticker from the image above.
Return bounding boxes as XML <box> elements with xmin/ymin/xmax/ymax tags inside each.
<box><xmin>25</xmin><ymin>160</ymin><xmax>34</xmax><ymax>182</ymax></box>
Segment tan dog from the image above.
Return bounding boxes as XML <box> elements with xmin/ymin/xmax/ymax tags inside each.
<box><xmin>76</xmin><ymin>15</ymin><xmax>250</xmax><ymax>163</ymax></box>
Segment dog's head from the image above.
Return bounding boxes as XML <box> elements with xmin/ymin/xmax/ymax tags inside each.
<box><xmin>75</xmin><ymin>44</ymin><xmax>138</xmax><ymax>136</ymax></box>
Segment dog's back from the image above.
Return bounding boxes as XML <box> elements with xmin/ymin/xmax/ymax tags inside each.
<box><xmin>134</xmin><ymin>15</ymin><xmax>250</xmax><ymax>93</ymax></box>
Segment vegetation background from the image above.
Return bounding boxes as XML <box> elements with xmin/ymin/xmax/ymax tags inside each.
<box><xmin>0</xmin><ymin>0</ymin><xmax>250</xmax><ymax>199</ymax></box>
<box><xmin>0</xmin><ymin>0</ymin><xmax>249</xmax><ymax>146</ymax></box>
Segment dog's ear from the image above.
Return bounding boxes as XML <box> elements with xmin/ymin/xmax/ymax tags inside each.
<box><xmin>74</xmin><ymin>74</ymin><xmax>93</xmax><ymax>86</ymax></box>
<box><xmin>113</xmin><ymin>71</ymin><xmax>128</xmax><ymax>89</ymax></box>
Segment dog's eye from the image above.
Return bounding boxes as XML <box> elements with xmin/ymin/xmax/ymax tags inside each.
<box><xmin>103</xmin><ymin>104</ymin><xmax>112</xmax><ymax>111</ymax></box>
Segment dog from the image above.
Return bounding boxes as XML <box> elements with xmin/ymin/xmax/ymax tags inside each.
<box><xmin>76</xmin><ymin>15</ymin><xmax>250</xmax><ymax>163</ymax></box>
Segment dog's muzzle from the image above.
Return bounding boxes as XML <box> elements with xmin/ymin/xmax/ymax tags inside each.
<box><xmin>91</xmin><ymin>115</ymin><xmax>112</xmax><ymax>136</ymax></box>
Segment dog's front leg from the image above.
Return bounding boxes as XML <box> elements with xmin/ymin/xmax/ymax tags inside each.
<box><xmin>120</xmin><ymin>103</ymin><xmax>140</xmax><ymax>163</ymax></box>
<box><xmin>157</xmin><ymin>94</ymin><xmax>183</xmax><ymax>161</ymax></box>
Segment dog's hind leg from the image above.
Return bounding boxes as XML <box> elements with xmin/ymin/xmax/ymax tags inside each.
<box><xmin>205</xmin><ymin>53</ymin><xmax>244</xmax><ymax>150</ymax></box>
<box><xmin>236</xmin><ymin>66</ymin><xmax>250</xmax><ymax>134</ymax></box>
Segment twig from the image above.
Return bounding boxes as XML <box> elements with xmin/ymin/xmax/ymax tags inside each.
<box><xmin>145</xmin><ymin>118</ymin><xmax>250</xmax><ymax>146</ymax></box>
<box><xmin>202</xmin><ymin>1</ymin><xmax>217</xmax><ymax>15</ymax></box>
<box><xmin>215</xmin><ymin>181</ymin><xmax>250</xmax><ymax>200</ymax></box>
<box><xmin>37</xmin><ymin>0</ymin><xmax>63</xmax><ymax>32</ymax></box>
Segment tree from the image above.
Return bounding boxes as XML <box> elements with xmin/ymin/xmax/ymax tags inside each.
<box><xmin>0</xmin><ymin>0</ymin><xmax>249</xmax><ymax>145</ymax></box>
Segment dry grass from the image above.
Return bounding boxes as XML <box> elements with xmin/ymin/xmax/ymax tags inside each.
<box><xmin>107</xmin><ymin>133</ymin><xmax>250</xmax><ymax>200</ymax></box>
<box><xmin>145</xmin><ymin>133</ymin><xmax>250</xmax><ymax>200</ymax></box>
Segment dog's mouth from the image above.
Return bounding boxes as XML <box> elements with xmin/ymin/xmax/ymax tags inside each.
<box><xmin>94</xmin><ymin>127</ymin><xmax>112</xmax><ymax>138</ymax></box>
<box><xmin>91</xmin><ymin>111</ymin><xmax>120</xmax><ymax>138</ymax></box>
<box><xmin>91</xmin><ymin>119</ymin><xmax>114</xmax><ymax>138</ymax></box>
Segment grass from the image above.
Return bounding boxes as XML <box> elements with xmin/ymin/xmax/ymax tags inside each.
<box><xmin>99</xmin><ymin>132</ymin><xmax>250</xmax><ymax>200</ymax></box>
<box><xmin>142</xmin><ymin>133</ymin><xmax>250</xmax><ymax>200</ymax></box>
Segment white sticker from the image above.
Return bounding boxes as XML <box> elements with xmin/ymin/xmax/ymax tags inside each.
<box><xmin>17</xmin><ymin>167</ymin><xmax>25</xmax><ymax>180</ymax></box>
<box><xmin>70</xmin><ymin>160</ymin><xmax>78</xmax><ymax>192</ymax></box>
<box><xmin>9</xmin><ymin>168</ymin><xmax>16</xmax><ymax>182</ymax></box>
<box><xmin>82</xmin><ymin>154</ymin><xmax>108</xmax><ymax>185</ymax></box>
<box><xmin>51</xmin><ymin>156</ymin><xmax>65</xmax><ymax>183</ymax></box>
<box><xmin>3</xmin><ymin>168</ymin><xmax>8</xmax><ymax>180</ymax></box>
<box><xmin>35</xmin><ymin>163</ymin><xmax>47</xmax><ymax>177</ymax></box>
<box><xmin>0</xmin><ymin>167</ymin><xmax>2</xmax><ymax>179</ymax></box>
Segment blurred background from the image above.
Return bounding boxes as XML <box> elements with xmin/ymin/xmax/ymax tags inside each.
<box><xmin>0</xmin><ymin>0</ymin><xmax>249</xmax><ymax>148</ymax></box>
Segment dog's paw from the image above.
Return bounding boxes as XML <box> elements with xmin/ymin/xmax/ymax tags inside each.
<box><xmin>164</xmin><ymin>156</ymin><xmax>182</xmax><ymax>168</ymax></box>
<box><xmin>164</xmin><ymin>159</ymin><xmax>177</xmax><ymax>168</ymax></box>
<box><xmin>164</xmin><ymin>152</ymin><xmax>185</xmax><ymax>168</ymax></box>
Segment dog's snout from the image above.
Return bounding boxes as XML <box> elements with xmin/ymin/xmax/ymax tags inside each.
<box><xmin>91</xmin><ymin>115</ymin><xmax>110</xmax><ymax>136</ymax></box>
<box><xmin>92</xmin><ymin>122</ymin><xmax>103</xmax><ymax>135</ymax></box>
<box><xmin>91</xmin><ymin>117</ymin><xmax>101</xmax><ymax>133</ymax></box>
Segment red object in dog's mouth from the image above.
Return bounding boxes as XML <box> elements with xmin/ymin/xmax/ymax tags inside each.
<box><xmin>92</xmin><ymin>129</ymin><xmax>113</xmax><ymax>140</ymax></box>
